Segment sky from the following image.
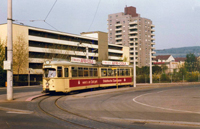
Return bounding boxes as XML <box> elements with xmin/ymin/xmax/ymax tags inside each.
<box><xmin>0</xmin><ymin>0</ymin><xmax>200</xmax><ymax>49</ymax></box>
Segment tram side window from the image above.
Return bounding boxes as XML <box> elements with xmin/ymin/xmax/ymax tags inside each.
<box><xmin>64</xmin><ymin>68</ymin><xmax>68</xmax><ymax>77</ymax></box>
<box><xmin>84</xmin><ymin>68</ymin><xmax>88</xmax><ymax>77</ymax></box>
<box><xmin>78</xmin><ymin>67</ymin><xmax>83</xmax><ymax>77</ymax></box>
<box><xmin>108</xmin><ymin>69</ymin><xmax>113</xmax><ymax>76</ymax></box>
<box><xmin>94</xmin><ymin>68</ymin><xmax>98</xmax><ymax>76</ymax></box>
<box><xmin>114</xmin><ymin>69</ymin><xmax>117</xmax><ymax>76</ymax></box>
<box><xmin>101</xmin><ymin>68</ymin><xmax>107</xmax><ymax>77</ymax></box>
<box><xmin>57</xmin><ymin>66</ymin><xmax>63</xmax><ymax>77</ymax></box>
<box><xmin>89</xmin><ymin>68</ymin><xmax>94</xmax><ymax>76</ymax></box>
<box><xmin>117</xmin><ymin>69</ymin><xmax>120</xmax><ymax>76</ymax></box>
<box><xmin>72</xmin><ymin>67</ymin><xmax>78</xmax><ymax>77</ymax></box>
<box><xmin>126</xmin><ymin>69</ymin><xmax>130</xmax><ymax>76</ymax></box>
<box><xmin>120</xmin><ymin>69</ymin><xmax>125</xmax><ymax>76</ymax></box>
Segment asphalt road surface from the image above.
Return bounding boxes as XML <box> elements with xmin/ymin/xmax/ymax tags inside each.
<box><xmin>0</xmin><ymin>84</ymin><xmax>200</xmax><ymax>129</ymax></box>
<box><xmin>0</xmin><ymin>85</ymin><xmax>42</xmax><ymax>95</ymax></box>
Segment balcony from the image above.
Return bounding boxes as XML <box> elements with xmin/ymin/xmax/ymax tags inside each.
<box><xmin>151</xmin><ymin>42</ymin><xmax>155</xmax><ymax>45</ymax></box>
<box><xmin>151</xmin><ymin>51</ymin><xmax>156</xmax><ymax>54</ymax></box>
<box><xmin>152</xmin><ymin>55</ymin><xmax>156</xmax><ymax>58</ymax></box>
<box><xmin>115</xmin><ymin>23</ymin><xmax>122</xmax><ymax>27</ymax></box>
<box><xmin>151</xmin><ymin>24</ymin><xmax>155</xmax><ymax>28</ymax></box>
<box><xmin>129</xmin><ymin>44</ymin><xmax>138</xmax><ymax>48</ymax></box>
<box><xmin>115</xmin><ymin>32</ymin><xmax>122</xmax><ymax>36</ymax></box>
<box><xmin>115</xmin><ymin>37</ymin><xmax>122</xmax><ymax>40</ymax></box>
<box><xmin>115</xmin><ymin>28</ymin><xmax>122</xmax><ymax>31</ymax></box>
<box><xmin>129</xmin><ymin>36</ymin><xmax>138</xmax><ymax>39</ymax></box>
<box><xmin>129</xmin><ymin>26</ymin><xmax>137</xmax><ymax>29</ymax></box>
<box><xmin>115</xmin><ymin>42</ymin><xmax>122</xmax><ymax>45</ymax></box>
<box><xmin>151</xmin><ymin>33</ymin><xmax>155</xmax><ymax>36</ymax></box>
<box><xmin>129</xmin><ymin>31</ymin><xmax>138</xmax><ymax>34</ymax></box>
<box><xmin>151</xmin><ymin>29</ymin><xmax>155</xmax><ymax>32</ymax></box>
<box><xmin>130</xmin><ymin>54</ymin><xmax>138</xmax><ymax>58</ymax></box>
<box><xmin>151</xmin><ymin>38</ymin><xmax>155</xmax><ymax>41</ymax></box>
<box><xmin>151</xmin><ymin>46</ymin><xmax>155</xmax><ymax>49</ymax></box>
<box><xmin>129</xmin><ymin>21</ymin><xmax>137</xmax><ymax>25</ymax></box>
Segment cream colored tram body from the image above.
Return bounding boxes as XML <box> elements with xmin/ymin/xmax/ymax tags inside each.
<box><xmin>43</xmin><ymin>61</ymin><xmax>133</xmax><ymax>93</ymax></box>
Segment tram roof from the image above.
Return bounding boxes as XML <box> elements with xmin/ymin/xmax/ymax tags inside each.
<box><xmin>44</xmin><ymin>60</ymin><xmax>133</xmax><ymax>68</ymax></box>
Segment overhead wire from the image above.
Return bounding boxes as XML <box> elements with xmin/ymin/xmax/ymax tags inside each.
<box><xmin>88</xmin><ymin>0</ymin><xmax>101</xmax><ymax>31</ymax></box>
<box><xmin>13</xmin><ymin>0</ymin><xmax>58</xmax><ymax>31</ymax></box>
<box><xmin>44</xmin><ymin>0</ymin><xmax>58</xmax><ymax>21</ymax></box>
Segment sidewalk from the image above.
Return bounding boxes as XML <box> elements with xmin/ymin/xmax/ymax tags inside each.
<box><xmin>0</xmin><ymin>85</ymin><xmax>45</xmax><ymax>102</ymax></box>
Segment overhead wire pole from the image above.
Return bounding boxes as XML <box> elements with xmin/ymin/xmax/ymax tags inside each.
<box><xmin>150</xmin><ymin>49</ymin><xmax>152</xmax><ymax>84</ymax></box>
<box><xmin>133</xmin><ymin>41</ymin><xmax>136</xmax><ymax>87</ymax></box>
<box><xmin>7</xmin><ymin>0</ymin><xmax>13</xmax><ymax>100</ymax></box>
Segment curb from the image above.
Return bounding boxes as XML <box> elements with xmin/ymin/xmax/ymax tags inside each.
<box><xmin>25</xmin><ymin>93</ymin><xmax>47</xmax><ymax>101</ymax></box>
<box><xmin>102</xmin><ymin>117</ymin><xmax>200</xmax><ymax>127</ymax></box>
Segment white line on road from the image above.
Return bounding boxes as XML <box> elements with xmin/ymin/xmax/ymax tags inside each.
<box><xmin>0</xmin><ymin>106</ymin><xmax>33</xmax><ymax>114</ymax></box>
<box><xmin>132</xmin><ymin>90</ymin><xmax>200</xmax><ymax>114</ymax></box>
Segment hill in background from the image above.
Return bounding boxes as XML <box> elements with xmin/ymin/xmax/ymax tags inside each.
<box><xmin>155</xmin><ymin>46</ymin><xmax>200</xmax><ymax>58</ymax></box>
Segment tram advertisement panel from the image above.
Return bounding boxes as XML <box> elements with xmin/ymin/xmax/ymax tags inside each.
<box><xmin>69</xmin><ymin>77</ymin><xmax>132</xmax><ymax>87</ymax></box>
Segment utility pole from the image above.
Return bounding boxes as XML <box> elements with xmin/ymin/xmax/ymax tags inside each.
<box><xmin>7</xmin><ymin>0</ymin><xmax>13</xmax><ymax>100</ymax></box>
<box><xmin>150</xmin><ymin>49</ymin><xmax>152</xmax><ymax>84</ymax></box>
<box><xmin>133</xmin><ymin>41</ymin><xmax>136</xmax><ymax>87</ymax></box>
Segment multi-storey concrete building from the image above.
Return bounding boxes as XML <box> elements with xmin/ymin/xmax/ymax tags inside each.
<box><xmin>108</xmin><ymin>6</ymin><xmax>156</xmax><ymax>67</ymax></box>
<box><xmin>0</xmin><ymin>24</ymin><xmax>129</xmax><ymax>82</ymax></box>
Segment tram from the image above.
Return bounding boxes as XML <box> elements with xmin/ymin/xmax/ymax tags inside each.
<box><xmin>42</xmin><ymin>59</ymin><xmax>133</xmax><ymax>93</ymax></box>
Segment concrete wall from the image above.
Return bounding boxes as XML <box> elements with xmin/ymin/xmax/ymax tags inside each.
<box><xmin>98</xmin><ymin>32</ymin><xmax>108</xmax><ymax>61</ymax></box>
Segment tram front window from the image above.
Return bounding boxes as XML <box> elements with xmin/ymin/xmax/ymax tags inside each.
<box><xmin>44</xmin><ymin>68</ymin><xmax>56</xmax><ymax>78</ymax></box>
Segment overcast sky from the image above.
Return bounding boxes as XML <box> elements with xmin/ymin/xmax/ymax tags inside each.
<box><xmin>0</xmin><ymin>0</ymin><xmax>200</xmax><ymax>49</ymax></box>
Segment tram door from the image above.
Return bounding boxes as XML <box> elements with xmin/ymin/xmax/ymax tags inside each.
<box><xmin>55</xmin><ymin>66</ymin><xmax>65</xmax><ymax>92</ymax></box>
<box><xmin>64</xmin><ymin>67</ymin><xmax>69</xmax><ymax>92</ymax></box>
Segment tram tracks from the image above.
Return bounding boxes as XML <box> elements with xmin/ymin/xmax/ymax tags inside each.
<box><xmin>38</xmin><ymin>95</ymin><xmax>124</xmax><ymax>129</ymax></box>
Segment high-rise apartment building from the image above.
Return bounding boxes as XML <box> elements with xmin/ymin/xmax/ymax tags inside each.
<box><xmin>108</xmin><ymin>6</ymin><xmax>156</xmax><ymax>67</ymax></box>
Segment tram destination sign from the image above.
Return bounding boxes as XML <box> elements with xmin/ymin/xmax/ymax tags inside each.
<box><xmin>71</xmin><ymin>57</ymin><xmax>96</xmax><ymax>64</ymax></box>
<box><xmin>102</xmin><ymin>60</ymin><xmax>129</xmax><ymax>65</ymax></box>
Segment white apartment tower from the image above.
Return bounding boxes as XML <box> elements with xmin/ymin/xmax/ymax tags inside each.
<box><xmin>108</xmin><ymin>6</ymin><xmax>156</xmax><ymax>67</ymax></box>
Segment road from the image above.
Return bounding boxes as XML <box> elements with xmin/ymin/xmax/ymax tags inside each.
<box><xmin>0</xmin><ymin>85</ymin><xmax>42</xmax><ymax>95</ymax></box>
<box><xmin>0</xmin><ymin>84</ymin><xmax>200</xmax><ymax>129</ymax></box>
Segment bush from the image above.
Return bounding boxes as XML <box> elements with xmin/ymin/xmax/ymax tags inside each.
<box><xmin>186</xmin><ymin>72</ymin><xmax>199</xmax><ymax>82</ymax></box>
<box><xmin>136</xmin><ymin>75</ymin><xmax>149</xmax><ymax>83</ymax></box>
<box><xmin>153</xmin><ymin>74</ymin><xmax>160</xmax><ymax>83</ymax></box>
<box><xmin>160</xmin><ymin>73</ymin><xmax>170</xmax><ymax>82</ymax></box>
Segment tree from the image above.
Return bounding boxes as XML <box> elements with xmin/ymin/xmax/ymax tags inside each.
<box><xmin>13</xmin><ymin>35</ymin><xmax>28</xmax><ymax>78</ymax></box>
<box><xmin>152</xmin><ymin>65</ymin><xmax>162</xmax><ymax>74</ymax></box>
<box><xmin>0</xmin><ymin>38</ymin><xmax>6</xmax><ymax>86</ymax></box>
<box><xmin>185</xmin><ymin>53</ymin><xmax>197</xmax><ymax>72</ymax></box>
<box><xmin>161</xmin><ymin>64</ymin><xmax>168</xmax><ymax>73</ymax></box>
<box><xmin>44</xmin><ymin>44</ymin><xmax>72</xmax><ymax>61</ymax></box>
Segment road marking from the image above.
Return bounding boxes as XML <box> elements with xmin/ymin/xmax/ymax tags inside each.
<box><xmin>102</xmin><ymin>117</ymin><xmax>200</xmax><ymax>126</ymax></box>
<box><xmin>0</xmin><ymin>106</ymin><xmax>33</xmax><ymax>114</ymax></box>
<box><xmin>7</xmin><ymin>111</ymin><xmax>33</xmax><ymax>114</ymax></box>
<box><xmin>132</xmin><ymin>90</ymin><xmax>200</xmax><ymax>114</ymax></box>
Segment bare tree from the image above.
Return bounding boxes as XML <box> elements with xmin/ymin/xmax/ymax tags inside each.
<box><xmin>13</xmin><ymin>35</ymin><xmax>28</xmax><ymax>77</ymax></box>
<box><xmin>0</xmin><ymin>38</ymin><xmax>6</xmax><ymax>68</ymax></box>
<box><xmin>44</xmin><ymin>43</ymin><xmax>71</xmax><ymax>61</ymax></box>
